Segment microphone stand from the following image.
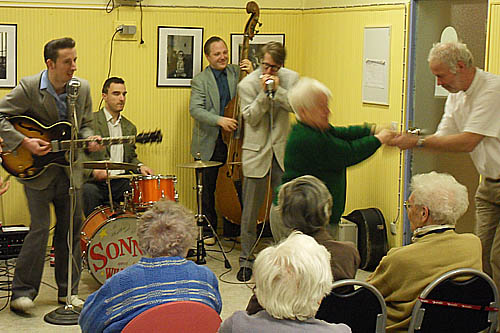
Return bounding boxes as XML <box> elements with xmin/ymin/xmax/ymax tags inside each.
<box><xmin>45</xmin><ymin>83</ymin><xmax>81</xmax><ymax>325</ymax></box>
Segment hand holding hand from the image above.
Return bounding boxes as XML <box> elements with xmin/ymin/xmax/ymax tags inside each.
<box><xmin>375</xmin><ymin>129</ymin><xmax>398</xmax><ymax>145</ymax></box>
<box><xmin>388</xmin><ymin>134</ymin><xmax>419</xmax><ymax>150</ymax></box>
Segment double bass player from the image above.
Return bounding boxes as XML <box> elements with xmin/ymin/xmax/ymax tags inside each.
<box><xmin>189</xmin><ymin>36</ymin><xmax>253</xmax><ymax>245</ymax></box>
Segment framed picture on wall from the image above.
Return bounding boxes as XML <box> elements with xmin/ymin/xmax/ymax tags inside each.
<box><xmin>157</xmin><ymin>26</ymin><xmax>203</xmax><ymax>87</ymax></box>
<box><xmin>230</xmin><ymin>33</ymin><xmax>285</xmax><ymax>70</ymax></box>
<box><xmin>0</xmin><ymin>24</ymin><xmax>17</xmax><ymax>88</ymax></box>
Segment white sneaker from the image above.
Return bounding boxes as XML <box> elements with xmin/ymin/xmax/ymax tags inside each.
<box><xmin>58</xmin><ymin>295</ymin><xmax>84</xmax><ymax>307</ymax></box>
<box><xmin>10</xmin><ymin>296</ymin><xmax>35</xmax><ymax>313</ymax></box>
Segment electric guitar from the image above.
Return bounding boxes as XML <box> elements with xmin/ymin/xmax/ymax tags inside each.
<box><xmin>1</xmin><ymin>116</ymin><xmax>162</xmax><ymax>179</ymax></box>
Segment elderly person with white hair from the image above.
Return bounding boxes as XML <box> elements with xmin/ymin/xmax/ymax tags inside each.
<box><xmin>366</xmin><ymin>171</ymin><xmax>482</xmax><ymax>333</ymax></box>
<box><xmin>246</xmin><ymin>175</ymin><xmax>360</xmax><ymax>315</ymax></box>
<box><xmin>270</xmin><ymin>77</ymin><xmax>395</xmax><ymax>240</ymax></box>
<box><xmin>389</xmin><ymin>42</ymin><xmax>500</xmax><ymax>323</ymax></box>
<box><xmin>220</xmin><ymin>231</ymin><xmax>351</xmax><ymax>332</ymax></box>
<box><xmin>79</xmin><ymin>200</ymin><xmax>222</xmax><ymax>333</ymax></box>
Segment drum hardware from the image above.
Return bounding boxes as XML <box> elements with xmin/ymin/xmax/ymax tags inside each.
<box><xmin>82</xmin><ymin>161</ymin><xmax>139</xmax><ymax>171</ymax></box>
<box><xmin>83</xmin><ymin>161</ymin><xmax>139</xmax><ymax>213</ymax></box>
<box><xmin>178</xmin><ymin>159</ymin><xmax>231</xmax><ymax>268</ymax></box>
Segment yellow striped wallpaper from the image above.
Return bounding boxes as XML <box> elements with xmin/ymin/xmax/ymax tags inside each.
<box><xmin>0</xmin><ymin>2</ymin><xmax>408</xmax><ymax>247</ymax></box>
<box><xmin>487</xmin><ymin>1</ymin><xmax>500</xmax><ymax>75</ymax></box>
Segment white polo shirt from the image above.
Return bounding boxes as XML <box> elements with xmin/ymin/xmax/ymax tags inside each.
<box><xmin>435</xmin><ymin>69</ymin><xmax>500</xmax><ymax>179</ymax></box>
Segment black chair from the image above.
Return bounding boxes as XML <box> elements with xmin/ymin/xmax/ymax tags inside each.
<box><xmin>316</xmin><ymin>279</ymin><xmax>386</xmax><ymax>333</ymax></box>
<box><xmin>408</xmin><ymin>268</ymin><xmax>499</xmax><ymax>333</ymax></box>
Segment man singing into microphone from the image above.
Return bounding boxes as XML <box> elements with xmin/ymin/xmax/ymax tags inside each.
<box><xmin>0</xmin><ymin>37</ymin><xmax>101</xmax><ymax>313</ymax></box>
<box><xmin>236</xmin><ymin>41</ymin><xmax>299</xmax><ymax>282</ymax></box>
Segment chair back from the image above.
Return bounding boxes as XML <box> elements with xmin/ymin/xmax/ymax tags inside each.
<box><xmin>408</xmin><ymin>268</ymin><xmax>499</xmax><ymax>333</ymax></box>
<box><xmin>316</xmin><ymin>279</ymin><xmax>387</xmax><ymax>333</ymax></box>
<box><xmin>122</xmin><ymin>300</ymin><xmax>222</xmax><ymax>333</ymax></box>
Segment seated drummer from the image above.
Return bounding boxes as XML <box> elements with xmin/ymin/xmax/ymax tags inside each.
<box><xmin>83</xmin><ymin>77</ymin><xmax>153</xmax><ymax>216</ymax></box>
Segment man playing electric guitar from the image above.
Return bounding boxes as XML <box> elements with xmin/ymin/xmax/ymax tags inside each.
<box><xmin>0</xmin><ymin>37</ymin><xmax>102</xmax><ymax>313</ymax></box>
<box><xmin>82</xmin><ymin>77</ymin><xmax>154</xmax><ymax>217</ymax></box>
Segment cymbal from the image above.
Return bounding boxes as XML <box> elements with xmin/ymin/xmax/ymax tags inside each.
<box><xmin>83</xmin><ymin>161</ymin><xmax>138</xmax><ymax>170</ymax></box>
<box><xmin>177</xmin><ymin>160</ymin><xmax>222</xmax><ymax>169</ymax></box>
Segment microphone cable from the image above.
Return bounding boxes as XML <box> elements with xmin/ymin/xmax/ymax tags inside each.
<box><xmin>139</xmin><ymin>0</ymin><xmax>144</xmax><ymax>44</ymax></box>
<box><xmin>98</xmin><ymin>27</ymin><xmax>122</xmax><ymax>111</ymax></box>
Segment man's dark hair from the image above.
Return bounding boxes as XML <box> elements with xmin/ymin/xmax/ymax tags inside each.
<box><xmin>204</xmin><ymin>36</ymin><xmax>226</xmax><ymax>56</ymax></box>
<box><xmin>102</xmin><ymin>77</ymin><xmax>125</xmax><ymax>94</ymax></box>
<box><xmin>262</xmin><ymin>41</ymin><xmax>286</xmax><ymax>66</ymax></box>
<box><xmin>43</xmin><ymin>37</ymin><xmax>76</xmax><ymax>63</ymax></box>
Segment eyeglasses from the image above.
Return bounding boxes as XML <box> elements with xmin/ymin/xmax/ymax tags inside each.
<box><xmin>403</xmin><ymin>200</ymin><xmax>413</xmax><ymax>209</ymax></box>
<box><xmin>261</xmin><ymin>62</ymin><xmax>281</xmax><ymax>72</ymax></box>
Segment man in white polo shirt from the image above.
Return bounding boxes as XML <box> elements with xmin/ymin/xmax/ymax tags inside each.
<box><xmin>391</xmin><ymin>41</ymin><xmax>500</xmax><ymax>306</ymax></box>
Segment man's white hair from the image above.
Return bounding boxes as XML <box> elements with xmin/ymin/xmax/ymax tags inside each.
<box><xmin>410</xmin><ymin>171</ymin><xmax>469</xmax><ymax>225</ymax></box>
<box><xmin>428</xmin><ymin>41</ymin><xmax>474</xmax><ymax>74</ymax></box>
<box><xmin>287</xmin><ymin>77</ymin><xmax>332</xmax><ymax>121</ymax></box>
<box><xmin>254</xmin><ymin>231</ymin><xmax>333</xmax><ymax>321</ymax></box>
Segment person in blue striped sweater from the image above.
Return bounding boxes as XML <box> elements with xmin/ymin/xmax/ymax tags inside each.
<box><xmin>79</xmin><ymin>199</ymin><xmax>222</xmax><ymax>333</ymax></box>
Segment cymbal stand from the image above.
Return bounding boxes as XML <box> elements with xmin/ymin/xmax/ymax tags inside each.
<box><xmin>190</xmin><ymin>167</ymin><xmax>231</xmax><ymax>269</ymax></box>
<box><xmin>105</xmin><ymin>166</ymin><xmax>114</xmax><ymax>212</ymax></box>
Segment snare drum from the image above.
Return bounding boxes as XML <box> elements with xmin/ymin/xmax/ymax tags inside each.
<box><xmin>131</xmin><ymin>175</ymin><xmax>177</xmax><ymax>210</ymax></box>
<box><xmin>81</xmin><ymin>206</ymin><xmax>142</xmax><ymax>284</ymax></box>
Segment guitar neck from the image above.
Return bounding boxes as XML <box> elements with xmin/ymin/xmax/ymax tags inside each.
<box><xmin>53</xmin><ymin>136</ymin><xmax>136</xmax><ymax>151</ymax></box>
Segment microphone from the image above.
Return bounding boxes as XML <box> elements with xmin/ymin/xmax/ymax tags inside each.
<box><xmin>67</xmin><ymin>78</ymin><xmax>81</xmax><ymax>100</ymax></box>
<box><xmin>265</xmin><ymin>79</ymin><xmax>274</xmax><ymax>98</ymax></box>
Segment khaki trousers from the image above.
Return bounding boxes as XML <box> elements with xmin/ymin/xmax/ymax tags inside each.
<box><xmin>475</xmin><ymin>178</ymin><xmax>500</xmax><ymax>300</ymax></box>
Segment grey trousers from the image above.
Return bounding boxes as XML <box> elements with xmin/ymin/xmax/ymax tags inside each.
<box><xmin>12</xmin><ymin>172</ymin><xmax>83</xmax><ymax>300</ymax></box>
<box><xmin>239</xmin><ymin>156</ymin><xmax>283</xmax><ymax>269</ymax></box>
<box><xmin>475</xmin><ymin>178</ymin><xmax>500</xmax><ymax>293</ymax></box>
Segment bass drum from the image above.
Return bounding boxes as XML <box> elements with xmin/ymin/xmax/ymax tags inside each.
<box><xmin>81</xmin><ymin>206</ymin><xmax>142</xmax><ymax>285</ymax></box>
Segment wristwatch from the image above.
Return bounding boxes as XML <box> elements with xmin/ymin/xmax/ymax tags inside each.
<box><xmin>416</xmin><ymin>136</ymin><xmax>426</xmax><ymax>148</ymax></box>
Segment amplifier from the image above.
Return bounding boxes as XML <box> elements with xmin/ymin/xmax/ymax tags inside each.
<box><xmin>0</xmin><ymin>225</ymin><xmax>29</xmax><ymax>260</ymax></box>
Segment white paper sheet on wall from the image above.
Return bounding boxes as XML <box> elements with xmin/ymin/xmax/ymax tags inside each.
<box><xmin>362</xmin><ymin>27</ymin><xmax>391</xmax><ymax>106</ymax></box>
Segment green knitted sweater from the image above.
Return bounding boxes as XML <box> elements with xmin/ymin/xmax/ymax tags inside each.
<box><xmin>276</xmin><ymin>121</ymin><xmax>382</xmax><ymax>225</ymax></box>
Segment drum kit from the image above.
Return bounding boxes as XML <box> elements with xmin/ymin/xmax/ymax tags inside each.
<box><xmin>80</xmin><ymin>161</ymin><xmax>178</xmax><ymax>284</ymax></box>
<box><xmin>80</xmin><ymin>158</ymin><xmax>230</xmax><ymax>285</ymax></box>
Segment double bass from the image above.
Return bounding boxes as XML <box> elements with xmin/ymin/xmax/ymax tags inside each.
<box><xmin>215</xmin><ymin>1</ymin><xmax>271</xmax><ymax>225</ymax></box>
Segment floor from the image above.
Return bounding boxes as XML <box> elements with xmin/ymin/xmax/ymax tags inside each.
<box><xmin>0</xmin><ymin>234</ymin><xmax>370</xmax><ymax>332</ymax></box>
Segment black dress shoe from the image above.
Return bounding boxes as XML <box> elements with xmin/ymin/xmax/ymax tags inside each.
<box><xmin>237</xmin><ymin>267</ymin><xmax>252</xmax><ymax>282</ymax></box>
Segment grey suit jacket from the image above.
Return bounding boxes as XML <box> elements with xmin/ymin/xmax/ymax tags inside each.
<box><xmin>0</xmin><ymin>71</ymin><xmax>94</xmax><ymax>189</ymax></box>
<box><xmin>189</xmin><ymin>64</ymin><xmax>239</xmax><ymax>160</ymax></box>
<box><xmin>238</xmin><ymin>67</ymin><xmax>299</xmax><ymax>178</ymax></box>
<box><xmin>86</xmin><ymin>108</ymin><xmax>141</xmax><ymax>166</ymax></box>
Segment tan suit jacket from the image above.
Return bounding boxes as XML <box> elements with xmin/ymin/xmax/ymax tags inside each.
<box><xmin>238</xmin><ymin>67</ymin><xmax>299</xmax><ymax>178</ymax></box>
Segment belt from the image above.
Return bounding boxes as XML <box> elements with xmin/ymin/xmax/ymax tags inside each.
<box><xmin>485</xmin><ymin>178</ymin><xmax>500</xmax><ymax>183</ymax></box>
